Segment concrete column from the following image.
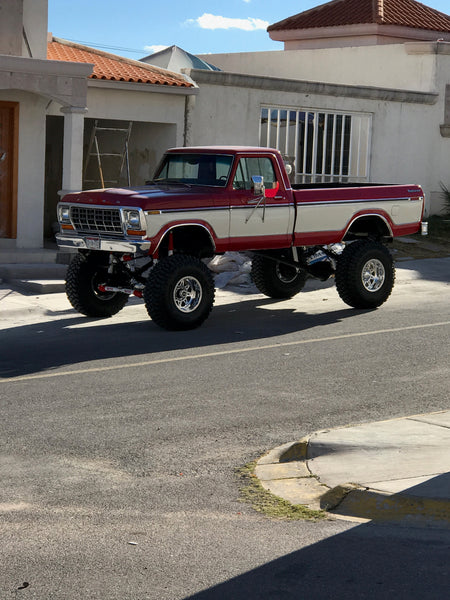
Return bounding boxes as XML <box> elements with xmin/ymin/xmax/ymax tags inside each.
<box><xmin>60</xmin><ymin>106</ymin><xmax>87</xmax><ymax>195</ymax></box>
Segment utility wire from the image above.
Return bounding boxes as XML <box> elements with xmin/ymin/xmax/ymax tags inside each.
<box><xmin>63</xmin><ymin>38</ymin><xmax>145</xmax><ymax>54</ymax></box>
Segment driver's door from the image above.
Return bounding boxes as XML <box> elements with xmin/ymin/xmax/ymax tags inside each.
<box><xmin>229</xmin><ymin>155</ymin><xmax>293</xmax><ymax>250</ymax></box>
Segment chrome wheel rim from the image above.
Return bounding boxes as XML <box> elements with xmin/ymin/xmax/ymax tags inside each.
<box><xmin>361</xmin><ymin>259</ymin><xmax>385</xmax><ymax>292</ymax></box>
<box><xmin>173</xmin><ymin>276</ymin><xmax>202</xmax><ymax>313</ymax></box>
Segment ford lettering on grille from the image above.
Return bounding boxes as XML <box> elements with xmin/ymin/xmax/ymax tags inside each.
<box><xmin>70</xmin><ymin>206</ymin><xmax>122</xmax><ymax>235</ymax></box>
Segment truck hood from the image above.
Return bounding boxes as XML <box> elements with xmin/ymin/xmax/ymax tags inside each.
<box><xmin>61</xmin><ymin>184</ymin><xmax>224</xmax><ymax>210</ymax></box>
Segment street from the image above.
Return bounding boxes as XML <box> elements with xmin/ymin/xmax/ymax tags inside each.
<box><xmin>0</xmin><ymin>257</ymin><xmax>449</xmax><ymax>599</ymax></box>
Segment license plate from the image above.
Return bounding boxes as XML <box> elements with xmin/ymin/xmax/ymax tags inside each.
<box><xmin>85</xmin><ymin>237</ymin><xmax>100</xmax><ymax>250</ymax></box>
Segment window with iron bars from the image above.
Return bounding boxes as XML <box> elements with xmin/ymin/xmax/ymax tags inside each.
<box><xmin>259</xmin><ymin>107</ymin><xmax>372</xmax><ymax>184</ymax></box>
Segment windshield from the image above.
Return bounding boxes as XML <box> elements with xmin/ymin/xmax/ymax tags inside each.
<box><xmin>154</xmin><ymin>153</ymin><xmax>234</xmax><ymax>187</ymax></box>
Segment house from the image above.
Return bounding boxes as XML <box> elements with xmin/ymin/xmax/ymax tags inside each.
<box><xmin>1</xmin><ymin>0</ymin><xmax>449</xmax><ymax>259</ymax></box>
<box><xmin>0</xmin><ymin>0</ymin><xmax>196</xmax><ymax>254</ymax></box>
<box><xmin>195</xmin><ymin>0</ymin><xmax>450</xmax><ymax>215</ymax></box>
<box><xmin>267</xmin><ymin>0</ymin><xmax>450</xmax><ymax>48</ymax></box>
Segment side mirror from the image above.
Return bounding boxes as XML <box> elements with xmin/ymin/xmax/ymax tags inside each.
<box><xmin>252</xmin><ymin>175</ymin><xmax>265</xmax><ymax>196</ymax></box>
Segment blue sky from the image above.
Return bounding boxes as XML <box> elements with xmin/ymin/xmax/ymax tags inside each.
<box><xmin>48</xmin><ymin>0</ymin><xmax>450</xmax><ymax>59</ymax></box>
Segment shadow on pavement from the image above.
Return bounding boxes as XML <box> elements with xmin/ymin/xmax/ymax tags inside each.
<box><xmin>395</xmin><ymin>256</ymin><xmax>450</xmax><ymax>284</ymax></box>
<box><xmin>184</xmin><ymin>474</ymin><xmax>450</xmax><ymax>599</ymax></box>
<box><xmin>0</xmin><ymin>297</ymin><xmax>363</xmax><ymax>378</ymax></box>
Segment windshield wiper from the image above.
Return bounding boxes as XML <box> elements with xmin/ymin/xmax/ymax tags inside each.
<box><xmin>153</xmin><ymin>178</ymin><xmax>192</xmax><ymax>187</ymax></box>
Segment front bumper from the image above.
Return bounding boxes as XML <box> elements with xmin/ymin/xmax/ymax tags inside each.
<box><xmin>56</xmin><ymin>233</ymin><xmax>151</xmax><ymax>254</ymax></box>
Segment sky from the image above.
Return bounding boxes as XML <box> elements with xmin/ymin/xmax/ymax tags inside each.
<box><xmin>48</xmin><ymin>0</ymin><xmax>450</xmax><ymax>60</ymax></box>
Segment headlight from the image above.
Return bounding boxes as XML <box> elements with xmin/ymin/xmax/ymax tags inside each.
<box><xmin>58</xmin><ymin>205</ymin><xmax>71</xmax><ymax>223</ymax></box>
<box><xmin>124</xmin><ymin>210</ymin><xmax>141</xmax><ymax>229</ymax></box>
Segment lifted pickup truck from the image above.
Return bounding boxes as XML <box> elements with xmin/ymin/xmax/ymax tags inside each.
<box><xmin>57</xmin><ymin>146</ymin><xmax>427</xmax><ymax>330</ymax></box>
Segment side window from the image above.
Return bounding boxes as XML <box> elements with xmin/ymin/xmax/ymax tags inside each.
<box><xmin>233</xmin><ymin>157</ymin><xmax>277</xmax><ymax>190</ymax></box>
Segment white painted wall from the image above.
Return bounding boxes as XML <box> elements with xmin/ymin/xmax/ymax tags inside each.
<box><xmin>198</xmin><ymin>44</ymin><xmax>438</xmax><ymax>92</ymax></box>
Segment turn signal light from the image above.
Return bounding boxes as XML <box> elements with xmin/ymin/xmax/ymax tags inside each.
<box><xmin>127</xmin><ymin>229</ymin><xmax>146</xmax><ymax>236</ymax></box>
<box><xmin>61</xmin><ymin>224</ymin><xmax>74</xmax><ymax>230</ymax></box>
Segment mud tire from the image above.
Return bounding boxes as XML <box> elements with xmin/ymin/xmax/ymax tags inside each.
<box><xmin>65</xmin><ymin>253</ymin><xmax>130</xmax><ymax>317</ymax></box>
<box><xmin>144</xmin><ymin>255</ymin><xmax>215</xmax><ymax>330</ymax></box>
<box><xmin>335</xmin><ymin>240</ymin><xmax>395</xmax><ymax>309</ymax></box>
<box><xmin>251</xmin><ymin>254</ymin><xmax>307</xmax><ymax>299</ymax></box>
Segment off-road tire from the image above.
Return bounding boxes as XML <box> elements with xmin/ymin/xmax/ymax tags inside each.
<box><xmin>65</xmin><ymin>252</ymin><xmax>130</xmax><ymax>317</ymax></box>
<box><xmin>335</xmin><ymin>240</ymin><xmax>395</xmax><ymax>309</ymax></box>
<box><xmin>251</xmin><ymin>254</ymin><xmax>307</xmax><ymax>299</ymax></box>
<box><xmin>144</xmin><ymin>254</ymin><xmax>215</xmax><ymax>330</ymax></box>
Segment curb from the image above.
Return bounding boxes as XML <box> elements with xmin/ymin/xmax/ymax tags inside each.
<box><xmin>255</xmin><ymin>438</ymin><xmax>450</xmax><ymax>528</ymax></box>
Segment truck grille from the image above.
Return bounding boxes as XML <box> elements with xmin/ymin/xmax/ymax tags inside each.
<box><xmin>70</xmin><ymin>206</ymin><xmax>123</xmax><ymax>235</ymax></box>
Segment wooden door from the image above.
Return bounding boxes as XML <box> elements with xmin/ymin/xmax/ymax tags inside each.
<box><xmin>0</xmin><ymin>102</ymin><xmax>18</xmax><ymax>238</ymax></box>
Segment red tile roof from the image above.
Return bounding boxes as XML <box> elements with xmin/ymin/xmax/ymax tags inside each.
<box><xmin>47</xmin><ymin>37</ymin><xmax>193</xmax><ymax>87</ymax></box>
<box><xmin>268</xmin><ymin>0</ymin><xmax>450</xmax><ymax>33</ymax></box>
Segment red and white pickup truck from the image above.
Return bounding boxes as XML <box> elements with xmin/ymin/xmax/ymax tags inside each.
<box><xmin>56</xmin><ymin>146</ymin><xmax>427</xmax><ymax>330</ymax></box>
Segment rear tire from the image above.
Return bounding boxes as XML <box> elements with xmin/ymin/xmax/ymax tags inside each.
<box><xmin>251</xmin><ymin>254</ymin><xmax>307</xmax><ymax>299</ymax></box>
<box><xmin>144</xmin><ymin>255</ymin><xmax>215</xmax><ymax>330</ymax></box>
<box><xmin>65</xmin><ymin>253</ymin><xmax>130</xmax><ymax>317</ymax></box>
<box><xmin>335</xmin><ymin>240</ymin><xmax>395</xmax><ymax>309</ymax></box>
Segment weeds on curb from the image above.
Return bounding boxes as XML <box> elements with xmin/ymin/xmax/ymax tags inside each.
<box><xmin>236</xmin><ymin>461</ymin><xmax>326</xmax><ymax>521</ymax></box>
<box><xmin>440</xmin><ymin>183</ymin><xmax>450</xmax><ymax>217</ymax></box>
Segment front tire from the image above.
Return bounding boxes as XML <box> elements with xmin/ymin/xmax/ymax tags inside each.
<box><xmin>251</xmin><ymin>254</ymin><xmax>307</xmax><ymax>299</ymax></box>
<box><xmin>65</xmin><ymin>253</ymin><xmax>130</xmax><ymax>317</ymax></box>
<box><xmin>335</xmin><ymin>240</ymin><xmax>395</xmax><ymax>309</ymax></box>
<box><xmin>144</xmin><ymin>255</ymin><xmax>215</xmax><ymax>330</ymax></box>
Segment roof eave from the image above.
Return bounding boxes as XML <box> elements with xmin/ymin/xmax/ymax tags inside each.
<box><xmin>269</xmin><ymin>22</ymin><xmax>450</xmax><ymax>43</ymax></box>
<box><xmin>87</xmin><ymin>78</ymin><xmax>199</xmax><ymax>95</ymax></box>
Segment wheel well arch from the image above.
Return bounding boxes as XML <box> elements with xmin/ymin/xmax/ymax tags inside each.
<box><xmin>343</xmin><ymin>214</ymin><xmax>393</xmax><ymax>242</ymax></box>
<box><xmin>157</xmin><ymin>224</ymin><xmax>216</xmax><ymax>258</ymax></box>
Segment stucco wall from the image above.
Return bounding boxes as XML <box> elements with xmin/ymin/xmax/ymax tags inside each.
<box><xmin>198</xmin><ymin>44</ymin><xmax>437</xmax><ymax>93</ymax></box>
<box><xmin>0</xmin><ymin>90</ymin><xmax>46</xmax><ymax>248</ymax></box>
<box><xmin>23</xmin><ymin>0</ymin><xmax>48</xmax><ymax>59</ymax></box>
<box><xmin>189</xmin><ymin>75</ymin><xmax>442</xmax><ymax>215</ymax></box>
<box><xmin>0</xmin><ymin>0</ymin><xmax>47</xmax><ymax>59</ymax></box>
<box><xmin>47</xmin><ymin>84</ymin><xmax>188</xmax><ymax>152</ymax></box>
<box><xmin>194</xmin><ymin>44</ymin><xmax>450</xmax><ymax>215</ymax></box>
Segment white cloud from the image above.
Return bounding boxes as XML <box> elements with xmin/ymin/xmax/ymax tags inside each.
<box><xmin>188</xmin><ymin>13</ymin><xmax>269</xmax><ymax>31</ymax></box>
<box><xmin>144</xmin><ymin>44</ymin><xmax>169</xmax><ymax>54</ymax></box>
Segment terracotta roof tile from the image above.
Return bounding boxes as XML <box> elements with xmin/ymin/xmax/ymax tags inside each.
<box><xmin>47</xmin><ymin>38</ymin><xmax>193</xmax><ymax>87</ymax></box>
<box><xmin>268</xmin><ymin>0</ymin><xmax>450</xmax><ymax>33</ymax></box>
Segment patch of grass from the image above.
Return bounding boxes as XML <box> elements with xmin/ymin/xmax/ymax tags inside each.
<box><xmin>427</xmin><ymin>215</ymin><xmax>450</xmax><ymax>240</ymax></box>
<box><xmin>236</xmin><ymin>461</ymin><xmax>326</xmax><ymax>521</ymax></box>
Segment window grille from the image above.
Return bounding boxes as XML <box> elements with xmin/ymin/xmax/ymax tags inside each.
<box><xmin>259</xmin><ymin>107</ymin><xmax>372</xmax><ymax>184</ymax></box>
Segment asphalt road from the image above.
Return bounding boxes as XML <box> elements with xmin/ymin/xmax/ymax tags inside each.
<box><xmin>0</xmin><ymin>257</ymin><xmax>449</xmax><ymax>599</ymax></box>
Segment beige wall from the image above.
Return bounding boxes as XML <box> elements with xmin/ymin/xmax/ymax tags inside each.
<box><xmin>198</xmin><ymin>44</ymin><xmax>438</xmax><ymax>93</ymax></box>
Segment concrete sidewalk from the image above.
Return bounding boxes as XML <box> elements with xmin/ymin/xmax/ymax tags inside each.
<box><xmin>256</xmin><ymin>411</ymin><xmax>450</xmax><ymax>528</ymax></box>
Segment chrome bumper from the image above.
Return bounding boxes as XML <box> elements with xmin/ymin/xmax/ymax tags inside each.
<box><xmin>421</xmin><ymin>221</ymin><xmax>428</xmax><ymax>236</ymax></box>
<box><xmin>56</xmin><ymin>233</ymin><xmax>151</xmax><ymax>254</ymax></box>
